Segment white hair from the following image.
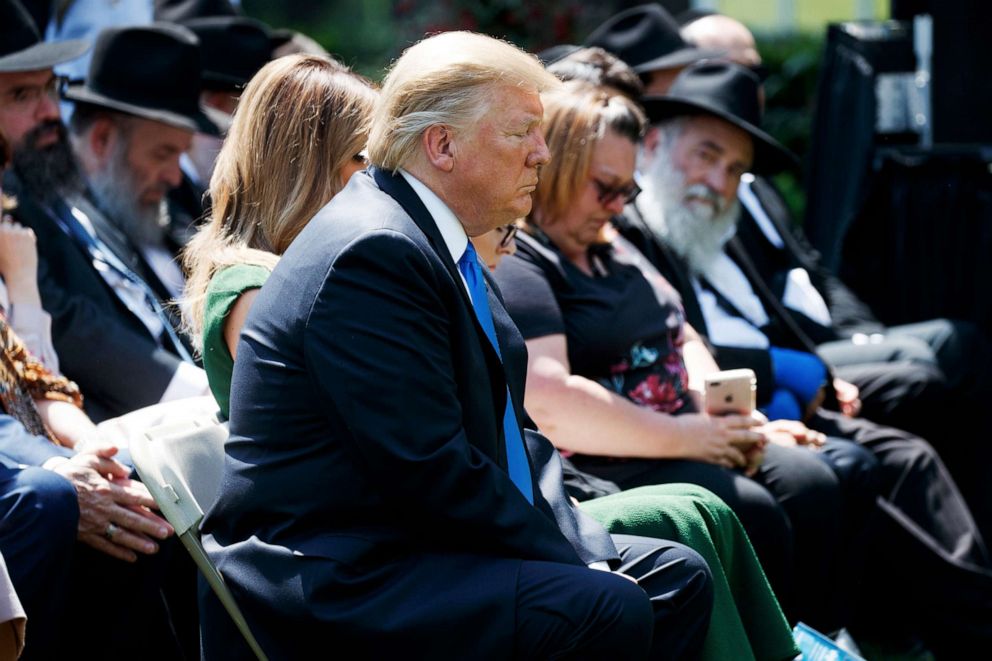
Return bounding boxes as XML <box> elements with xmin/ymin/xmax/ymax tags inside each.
<box><xmin>367</xmin><ymin>31</ymin><xmax>560</xmax><ymax>171</ymax></box>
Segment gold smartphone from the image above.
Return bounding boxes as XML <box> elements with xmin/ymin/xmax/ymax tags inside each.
<box><xmin>704</xmin><ymin>369</ymin><xmax>757</xmax><ymax>415</ymax></box>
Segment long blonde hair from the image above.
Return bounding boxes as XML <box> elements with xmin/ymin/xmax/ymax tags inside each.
<box><xmin>182</xmin><ymin>54</ymin><xmax>377</xmax><ymax>345</ymax></box>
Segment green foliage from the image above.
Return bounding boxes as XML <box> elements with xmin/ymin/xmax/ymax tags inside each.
<box><xmin>756</xmin><ymin>30</ymin><xmax>826</xmax><ymax>224</ymax></box>
<box><xmin>243</xmin><ymin>3</ymin><xmax>827</xmax><ymax>224</ymax></box>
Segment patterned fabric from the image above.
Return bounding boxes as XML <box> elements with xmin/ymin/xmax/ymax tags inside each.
<box><xmin>0</xmin><ymin>315</ymin><xmax>81</xmax><ymax>443</ymax></box>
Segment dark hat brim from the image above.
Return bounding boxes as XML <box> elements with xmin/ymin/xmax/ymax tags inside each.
<box><xmin>630</xmin><ymin>45</ymin><xmax>725</xmax><ymax>74</ymax></box>
<box><xmin>63</xmin><ymin>83</ymin><xmax>221</xmax><ymax>137</ymax></box>
<box><xmin>0</xmin><ymin>38</ymin><xmax>90</xmax><ymax>73</ymax></box>
<box><xmin>641</xmin><ymin>95</ymin><xmax>800</xmax><ymax>174</ymax></box>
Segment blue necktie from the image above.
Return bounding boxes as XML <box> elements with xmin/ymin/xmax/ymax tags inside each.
<box><xmin>457</xmin><ymin>242</ymin><xmax>534</xmax><ymax>504</ymax></box>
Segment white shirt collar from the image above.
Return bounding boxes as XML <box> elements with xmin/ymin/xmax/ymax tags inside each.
<box><xmin>399</xmin><ymin>169</ymin><xmax>468</xmax><ymax>265</ymax></box>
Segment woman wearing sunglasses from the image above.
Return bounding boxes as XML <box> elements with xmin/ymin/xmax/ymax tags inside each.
<box><xmin>494</xmin><ymin>81</ymin><xmax>882</xmax><ymax>637</ymax></box>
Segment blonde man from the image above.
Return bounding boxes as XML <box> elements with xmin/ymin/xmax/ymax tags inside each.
<box><xmin>203</xmin><ymin>31</ymin><xmax>713</xmax><ymax>659</ymax></box>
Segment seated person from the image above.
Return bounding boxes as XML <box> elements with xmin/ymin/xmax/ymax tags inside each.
<box><xmin>622</xmin><ymin>61</ymin><xmax>992</xmax><ymax>654</ymax></box>
<box><xmin>493</xmin><ymin>78</ymin><xmax>876</xmax><ymax>633</ymax></box>
<box><xmin>200</xmin><ymin>32</ymin><xmax>714</xmax><ymax>659</ymax></box>
<box><xmin>181</xmin><ymin>53</ymin><xmax>377</xmax><ymax>419</ymax></box>
<box><xmin>475</xmin><ymin>222</ymin><xmax>796</xmax><ymax>660</ymax></box>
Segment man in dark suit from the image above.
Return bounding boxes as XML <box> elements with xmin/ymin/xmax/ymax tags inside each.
<box><xmin>1</xmin><ymin>18</ymin><xmax>212</xmax><ymax>421</ymax></box>
<box><xmin>204</xmin><ymin>31</ymin><xmax>713</xmax><ymax>659</ymax></box>
<box><xmin>619</xmin><ymin>60</ymin><xmax>992</xmax><ymax>655</ymax></box>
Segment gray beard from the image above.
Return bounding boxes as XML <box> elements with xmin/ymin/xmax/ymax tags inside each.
<box><xmin>637</xmin><ymin>149</ymin><xmax>740</xmax><ymax>276</ymax></box>
<box><xmin>87</xmin><ymin>146</ymin><xmax>168</xmax><ymax>247</ymax></box>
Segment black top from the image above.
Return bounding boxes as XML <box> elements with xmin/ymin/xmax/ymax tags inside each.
<box><xmin>495</xmin><ymin>229</ymin><xmax>696</xmax><ymax>415</ymax></box>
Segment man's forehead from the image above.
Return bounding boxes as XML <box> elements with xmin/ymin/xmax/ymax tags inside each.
<box><xmin>125</xmin><ymin>116</ymin><xmax>193</xmax><ymax>151</ymax></box>
<box><xmin>0</xmin><ymin>68</ymin><xmax>54</xmax><ymax>90</ymax></box>
<box><xmin>681</xmin><ymin>115</ymin><xmax>754</xmax><ymax>162</ymax></box>
<box><xmin>488</xmin><ymin>84</ymin><xmax>543</xmax><ymax>122</ymax></box>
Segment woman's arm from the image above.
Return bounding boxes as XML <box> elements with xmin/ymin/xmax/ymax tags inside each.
<box><xmin>222</xmin><ymin>288</ymin><xmax>260</xmax><ymax>359</ymax></box>
<box><xmin>34</xmin><ymin>398</ymin><xmax>97</xmax><ymax>450</ymax></box>
<box><xmin>525</xmin><ymin>333</ymin><xmax>762</xmax><ymax>468</ymax></box>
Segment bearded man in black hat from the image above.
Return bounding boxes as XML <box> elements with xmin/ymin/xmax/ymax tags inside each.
<box><xmin>2</xmin><ymin>16</ymin><xmax>213</xmax><ymax>425</ymax></box>
<box><xmin>0</xmin><ymin>2</ymin><xmax>199</xmax><ymax>658</ymax></box>
<box><xmin>618</xmin><ymin>60</ymin><xmax>992</xmax><ymax>657</ymax></box>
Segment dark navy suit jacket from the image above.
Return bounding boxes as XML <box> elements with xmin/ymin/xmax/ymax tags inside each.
<box><xmin>202</xmin><ymin>168</ymin><xmax>618</xmax><ymax>658</ymax></box>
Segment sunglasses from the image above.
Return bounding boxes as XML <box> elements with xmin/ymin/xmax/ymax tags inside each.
<box><xmin>591</xmin><ymin>178</ymin><xmax>641</xmax><ymax>206</ymax></box>
<box><xmin>496</xmin><ymin>223</ymin><xmax>519</xmax><ymax>248</ymax></box>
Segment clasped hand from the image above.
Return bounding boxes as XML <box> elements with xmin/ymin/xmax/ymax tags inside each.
<box><xmin>677</xmin><ymin>412</ymin><xmax>767</xmax><ymax>476</ymax></box>
<box><xmin>53</xmin><ymin>444</ymin><xmax>173</xmax><ymax>562</ymax></box>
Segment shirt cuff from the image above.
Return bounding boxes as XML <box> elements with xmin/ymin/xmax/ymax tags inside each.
<box><xmin>159</xmin><ymin>362</ymin><xmax>210</xmax><ymax>403</ymax></box>
<box><xmin>42</xmin><ymin>456</ymin><xmax>71</xmax><ymax>471</ymax></box>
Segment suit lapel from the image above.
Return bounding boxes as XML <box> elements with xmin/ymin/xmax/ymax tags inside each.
<box><xmin>372</xmin><ymin>167</ymin><xmax>510</xmax><ymax>412</ymax></box>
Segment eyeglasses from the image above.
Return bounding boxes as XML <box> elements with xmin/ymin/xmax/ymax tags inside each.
<box><xmin>591</xmin><ymin>177</ymin><xmax>641</xmax><ymax>206</ymax></box>
<box><xmin>1</xmin><ymin>76</ymin><xmax>66</xmax><ymax>112</ymax></box>
<box><xmin>496</xmin><ymin>222</ymin><xmax>519</xmax><ymax>248</ymax></box>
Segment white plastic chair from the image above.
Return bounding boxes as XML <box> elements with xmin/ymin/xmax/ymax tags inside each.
<box><xmin>130</xmin><ymin>416</ymin><xmax>268</xmax><ymax>661</ymax></box>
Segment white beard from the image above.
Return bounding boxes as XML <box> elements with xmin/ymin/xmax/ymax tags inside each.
<box><xmin>637</xmin><ymin>145</ymin><xmax>741</xmax><ymax>277</ymax></box>
<box><xmin>88</xmin><ymin>142</ymin><xmax>169</xmax><ymax>247</ymax></box>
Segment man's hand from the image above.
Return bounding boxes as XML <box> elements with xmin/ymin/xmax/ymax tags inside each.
<box><xmin>759</xmin><ymin>419</ymin><xmax>827</xmax><ymax>449</ymax></box>
<box><xmin>833</xmin><ymin>378</ymin><xmax>862</xmax><ymax>418</ymax></box>
<box><xmin>52</xmin><ymin>445</ymin><xmax>173</xmax><ymax>562</ymax></box>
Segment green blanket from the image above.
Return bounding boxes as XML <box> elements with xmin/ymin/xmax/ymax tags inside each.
<box><xmin>581</xmin><ymin>484</ymin><xmax>799</xmax><ymax>661</ymax></box>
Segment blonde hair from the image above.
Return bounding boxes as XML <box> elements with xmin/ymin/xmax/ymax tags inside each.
<box><xmin>182</xmin><ymin>54</ymin><xmax>377</xmax><ymax>344</ymax></box>
<box><xmin>530</xmin><ymin>81</ymin><xmax>646</xmax><ymax>226</ymax></box>
<box><xmin>368</xmin><ymin>31</ymin><xmax>560</xmax><ymax>171</ymax></box>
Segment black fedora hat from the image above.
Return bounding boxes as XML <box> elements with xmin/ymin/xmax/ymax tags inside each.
<box><xmin>0</xmin><ymin>0</ymin><xmax>89</xmax><ymax>73</ymax></box>
<box><xmin>182</xmin><ymin>16</ymin><xmax>273</xmax><ymax>89</ymax></box>
<box><xmin>154</xmin><ymin>0</ymin><xmax>238</xmax><ymax>22</ymax></box>
<box><xmin>63</xmin><ymin>23</ymin><xmax>220</xmax><ymax>136</ymax></box>
<box><xmin>640</xmin><ymin>61</ymin><xmax>799</xmax><ymax>174</ymax></box>
<box><xmin>585</xmin><ymin>3</ymin><xmax>722</xmax><ymax>74</ymax></box>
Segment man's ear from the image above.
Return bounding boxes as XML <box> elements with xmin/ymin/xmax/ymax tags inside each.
<box><xmin>87</xmin><ymin>117</ymin><xmax>117</xmax><ymax>163</ymax></box>
<box><xmin>641</xmin><ymin>127</ymin><xmax>661</xmax><ymax>163</ymax></box>
<box><xmin>421</xmin><ymin>124</ymin><xmax>455</xmax><ymax>173</ymax></box>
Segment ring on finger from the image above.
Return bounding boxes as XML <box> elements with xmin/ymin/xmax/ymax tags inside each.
<box><xmin>105</xmin><ymin>522</ymin><xmax>120</xmax><ymax>541</ymax></box>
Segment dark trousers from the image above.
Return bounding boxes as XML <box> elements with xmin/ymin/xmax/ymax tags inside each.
<box><xmin>0</xmin><ymin>466</ymin><xmax>78</xmax><ymax>660</ymax></box>
<box><xmin>573</xmin><ymin>442</ymin><xmax>848</xmax><ymax>632</ymax></box>
<box><xmin>516</xmin><ymin>536</ymin><xmax>712</xmax><ymax>660</ymax></box>
<box><xmin>810</xmin><ymin>409</ymin><xmax>992</xmax><ymax>655</ymax></box>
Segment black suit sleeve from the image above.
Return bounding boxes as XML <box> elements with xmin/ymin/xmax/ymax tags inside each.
<box><xmin>35</xmin><ymin>257</ymin><xmax>183</xmax><ymax>419</ymax></box>
<box><xmin>304</xmin><ymin>231</ymin><xmax>583</xmax><ymax>566</ymax></box>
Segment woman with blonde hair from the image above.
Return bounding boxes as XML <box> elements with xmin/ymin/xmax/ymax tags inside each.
<box><xmin>182</xmin><ymin>54</ymin><xmax>377</xmax><ymax>418</ymax></box>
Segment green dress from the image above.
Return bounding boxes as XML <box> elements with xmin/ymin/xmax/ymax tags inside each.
<box><xmin>202</xmin><ymin>263</ymin><xmax>271</xmax><ymax>419</ymax></box>
<box><xmin>582</xmin><ymin>484</ymin><xmax>799</xmax><ymax>661</ymax></box>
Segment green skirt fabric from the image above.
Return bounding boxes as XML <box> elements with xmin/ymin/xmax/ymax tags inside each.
<box><xmin>581</xmin><ymin>484</ymin><xmax>798</xmax><ymax>661</ymax></box>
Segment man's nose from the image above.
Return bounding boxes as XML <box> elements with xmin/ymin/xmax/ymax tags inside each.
<box><xmin>162</xmin><ymin>159</ymin><xmax>183</xmax><ymax>188</ymax></box>
<box><xmin>35</xmin><ymin>90</ymin><xmax>60</xmax><ymax>123</ymax></box>
<box><xmin>703</xmin><ymin>166</ymin><xmax>728</xmax><ymax>196</ymax></box>
<box><xmin>527</xmin><ymin>132</ymin><xmax>551</xmax><ymax>168</ymax></box>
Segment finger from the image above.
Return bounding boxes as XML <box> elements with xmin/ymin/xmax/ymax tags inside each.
<box><xmin>108</xmin><ymin>526</ymin><xmax>160</xmax><ymax>555</ymax></box>
<box><xmin>87</xmin><ymin>455</ymin><xmax>131</xmax><ymax>480</ymax></box>
<box><xmin>109</xmin><ymin>480</ymin><xmax>157</xmax><ymax>509</ymax></box>
<box><xmin>111</xmin><ymin>505</ymin><xmax>172</xmax><ymax>539</ymax></box>
<box><xmin>725</xmin><ymin>446</ymin><xmax>748</xmax><ymax>468</ymax></box>
<box><xmin>729</xmin><ymin>430</ymin><xmax>766</xmax><ymax>447</ymax></box>
<box><xmin>79</xmin><ymin>533</ymin><xmax>138</xmax><ymax>563</ymax></box>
